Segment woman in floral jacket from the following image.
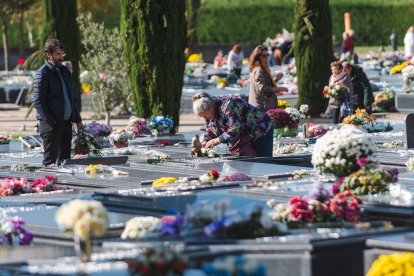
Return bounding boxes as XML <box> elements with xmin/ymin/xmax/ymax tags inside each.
<box><xmin>192</xmin><ymin>92</ymin><xmax>273</xmax><ymax>157</ymax></box>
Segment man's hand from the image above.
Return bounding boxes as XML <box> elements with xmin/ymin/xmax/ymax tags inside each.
<box><xmin>204</xmin><ymin>138</ymin><xmax>220</xmax><ymax>149</ymax></box>
<box><xmin>76</xmin><ymin>122</ymin><xmax>85</xmax><ymax>132</ymax></box>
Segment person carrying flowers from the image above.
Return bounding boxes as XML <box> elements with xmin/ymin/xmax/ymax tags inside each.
<box><xmin>323</xmin><ymin>61</ymin><xmax>354</xmax><ymax>124</ymax></box>
<box><xmin>192</xmin><ymin>92</ymin><xmax>273</xmax><ymax>157</ymax></box>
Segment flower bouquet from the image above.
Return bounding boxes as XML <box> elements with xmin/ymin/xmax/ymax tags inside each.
<box><xmin>0</xmin><ymin>135</ymin><xmax>11</xmax><ymax>153</ymax></box>
<box><xmin>343</xmin><ymin>108</ymin><xmax>393</xmax><ymax>133</ymax></box>
<box><xmin>402</xmin><ymin>64</ymin><xmax>414</xmax><ymax>79</ymax></box>
<box><xmin>0</xmin><ymin>176</ymin><xmax>60</xmax><ymax>197</ymax></box>
<box><xmin>278</xmin><ymin>100</ymin><xmax>290</xmax><ymax>110</ymax></box>
<box><xmin>0</xmin><ymin>215</ymin><xmax>33</xmax><ymax>245</ymax></box>
<box><xmin>199</xmin><ymin>170</ymin><xmax>219</xmax><ymax>184</ymax></box>
<box><xmin>71</xmin><ymin>131</ymin><xmax>103</xmax><ymax>156</ymax></box>
<box><xmin>216</xmin><ymin>77</ymin><xmax>228</xmax><ymax>89</ymax></box>
<box><xmin>128</xmin><ymin>116</ymin><xmax>149</xmax><ymax>138</ymax></box>
<box><xmin>373</xmin><ymin>88</ymin><xmax>396</xmax><ymax>112</ymax></box>
<box><xmin>84</xmin><ymin>121</ymin><xmax>112</xmax><ymax>138</ymax></box>
<box><xmin>390</xmin><ymin>61</ymin><xmax>410</xmax><ymax>75</ymax></box>
<box><xmin>121</xmin><ymin>216</ymin><xmax>161</xmax><ymax>240</ymax></box>
<box><xmin>152</xmin><ymin>177</ymin><xmax>178</xmax><ymax>188</ymax></box>
<box><xmin>161</xmin><ymin>201</ymin><xmax>281</xmax><ymax>239</ymax></box>
<box><xmin>149</xmin><ymin>116</ymin><xmax>174</xmax><ymax>136</ymax></box>
<box><xmin>187</xmin><ymin>53</ymin><xmax>203</xmax><ymax>63</ymax></box>
<box><xmin>85</xmin><ymin>164</ymin><xmax>128</xmax><ymax>176</ymax></box>
<box><xmin>266</xmin><ymin>109</ymin><xmax>291</xmax><ymax>137</ymax></box>
<box><xmin>55</xmin><ymin>199</ymin><xmax>109</xmax><ymax>262</ymax></box>
<box><xmin>109</xmin><ymin>128</ymin><xmax>132</xmax><ymax>148</ymax></box>
<box><xmin>322</xmin><ymin>84</ymin><xmax>349</xmax><ymax>99</ymax></box>
<box><xmin>268</xmin><ymin>184</ymin><xmax>363</xmax><ymax>226</ymax></box>
<box><xmin>367</xmin><ymin>252</ymin><xmax>414</xmax><ymax>276</ymax></box>
<box><xmin>127</xmin><ymin>245</ymin><xmax>188</xmax><ymax>276</ymax></box>
<box><xmin>334</xmin><ymin>167</ymin><xmax>399</xmax><ymax>195</ymax></box>
<box><xmin>311</xmin><ymin>127</ymin><xmax>376</xmax><ymax>177</ymax></box>
<box><xmin>306</xmin><ymin>123</ymin><xmax>329</xmax><ymax>138</ymax></box>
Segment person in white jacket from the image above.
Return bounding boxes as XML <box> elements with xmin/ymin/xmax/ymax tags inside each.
<box><xmin>404</xmin><ymin>26</ymin><xmax>414</xmax><ymax>60</ymax></box>
<box><xmin>227</xmin><ymin>44</ymin><xmax>243</xmax><ymax>78</ymax></box>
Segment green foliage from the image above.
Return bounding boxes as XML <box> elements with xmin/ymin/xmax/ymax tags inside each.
<box><xmin>78</xmin><ymin>13</ymin><xmax>132</xmax><ymax>124</ymax></box>
<box><xmin>194</xmin><ymin>0</ymin><xmax>414</xmax><ymax>46</ymax></box>
<box><xmin>294</xmin><ymin>0</ymin><xmax>333</xmax><ymax>115</ymax></box>
<box><xmin>39</xmin><ymin>0</ymin><xmax>82</xmax><ymax>110</ymax></box>
<box><xmin>121</xmin><ymin>0</ymin><xmax>187</xmax><ymax>132</ymax></box>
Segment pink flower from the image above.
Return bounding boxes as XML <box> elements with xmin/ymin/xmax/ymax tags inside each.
<box><xmin>161</xmin><ymin>216</ymin><xmax>176</xmax><ymax>225</ymax></box>
<box><xmin>356</xmin><ymin>157</ymin><xmax>367</xmax><ymax>167</ymax></box>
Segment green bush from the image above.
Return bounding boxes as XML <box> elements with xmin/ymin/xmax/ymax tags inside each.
<box><xmin>195</xmin><ymin>0</ymin><xmax>414</xmax><ymax>46</ymax></box>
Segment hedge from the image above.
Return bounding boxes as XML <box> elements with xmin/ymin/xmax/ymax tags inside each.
<box><xmin>195</xmin><ymin>0</ymin><xmax>414</xmax><ymax>46</ymax></box>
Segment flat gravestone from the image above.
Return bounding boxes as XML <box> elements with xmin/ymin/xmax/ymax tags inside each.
<box><xmin>406</xmin><ymin>113</ymin><xmax>414</xmax><ymax>149</ymax></box>
<box><xmin>19</xmin><ymin>136</ymin><xmax>42</xmax><ymax>149</ymax></box>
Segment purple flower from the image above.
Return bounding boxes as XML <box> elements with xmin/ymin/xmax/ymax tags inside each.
<box><xmin>305</xmin><ymin>183</ymin><xmax>331</xmax><ymax>201</ymax></box>
<box><xmin>356</xmin><ymin>158</ymin><xmax>367</xmax><ymax>167</ymax></box>
<box><xmin>204</xmin><ymin>217</ymin><xmax>227</xmax><ymax>237</ymax></box>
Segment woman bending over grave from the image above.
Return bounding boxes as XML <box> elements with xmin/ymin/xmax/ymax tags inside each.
<box><xmin>192</xmin><ymin>92</ymin><xmax>273</xmax><ymax>157</ymax></box>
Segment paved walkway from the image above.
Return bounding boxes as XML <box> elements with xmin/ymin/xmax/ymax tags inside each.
<box><xmin>0</xmin><ymin>104</ymin><xmax>408</xmax><ymax>135</ymax></box>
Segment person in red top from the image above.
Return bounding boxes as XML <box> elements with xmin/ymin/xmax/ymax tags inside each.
<box><xmin>342</xmin><ymin>30</ymin><xmax>354</xmax><ymax>55</ymax></box>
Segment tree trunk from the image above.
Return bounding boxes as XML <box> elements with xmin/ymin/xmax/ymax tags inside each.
<box><xmin>121</xmin><ymin>0</ymin><xmax>187</xmax><ymax>132</ymax></box>
<box><xmin>105</xmin><ymin>112</ymin><xmax>110</xmax><ymax>126</ymax></box>
<box><xmin>294</xmin><ymin>0</ymin><xmax>333</xmax><ymax>116</ymax></box>
<box><xmin>19</xmin><ymin>10</ymin><xmax>25</xmax><ymax>58</ymax></box>
<box><xmin>2</xmin><ymin>20</ymin><xmax>9</xmax><ymax>71</ymax></box>
<box><xmin>40</xmin><ymin>0</ymin><xmax>82</xmax><ymax>110</ymax></box>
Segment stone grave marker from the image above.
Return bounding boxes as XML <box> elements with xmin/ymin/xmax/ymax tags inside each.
<box><xmin>19</xmin><ymin>136</ymin><xmax>42</xmax><ymax>149</ymax></box>
<box><xmin>406</xmin><ymin>113</ymin><xmax>414</xmax><ymax>149</ymax></box>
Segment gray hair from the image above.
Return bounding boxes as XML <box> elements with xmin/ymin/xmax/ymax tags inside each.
<box><xmin>192</xmin><ymin>92</ymin><xmax>214</xmax><ymax>115</ymax></box>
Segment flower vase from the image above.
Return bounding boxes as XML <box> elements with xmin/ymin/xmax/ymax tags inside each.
<box><xmin>74</xmin><ymin>235</ymin><xmax>91</xmax><ymax>263</ymax></box>
<box><xmin>0</xmin><ymin>143</ymin><xmax>10</xmax><ymax>153</ymax></box>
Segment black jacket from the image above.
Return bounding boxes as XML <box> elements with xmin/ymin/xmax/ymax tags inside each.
<box><xmin>350</xmin><ymin>65</ymin><xmax>374</xmax><ymax>107</ymax></box>
<box><xmin>33</xmin><ymin>62</ymin><xmax>82</xmax><ymax>124</ymax></box>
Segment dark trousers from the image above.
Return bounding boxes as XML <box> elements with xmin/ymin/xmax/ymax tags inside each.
<box><xmin>253</xmin><ymin>126</ymin><xmax>274</xmax><ymax>157</ymax></box>
<box><xmin>39</xmin><ymin>120</ymin><xmax>72</xmax><ymax>166</ymax></box>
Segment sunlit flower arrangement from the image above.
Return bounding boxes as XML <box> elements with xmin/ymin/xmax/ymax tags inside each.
<box><xmin>390</xmin><ymin>61</ymin><xmax>410</xmax><ymax>75</ymax></box>
<box><xmin>306</xmin><ymin>123</ymin><xmax>329</xmax><ymax>138</ymax></box>
<box><xmin>109</xmin><ymin>128</ymin><xmax>132</xmax><ymax>148</ymax></box>
<box><xmin>0</xmin><ymin>215</ymin><xmax>33</xmax><ymax>246</ymax></box>
<box><xmin>121</xmin><ymin>216</ymin><xmax>161</xmax><ymax>240</ymax></box>
<box><xmin>149</xmin><ymin>116</ymin><xmax>174</xmax><ymax>133</ymax></box>
<box><xmin>199</xmin><ymin>170</ymin><xmax>219</xmax><ymax>184</ymax></box>
<box><xmin>0</xmin><ymin>176</ymin><xmax>60</xmax><ymax>197</ymax></box>
<box><xmin>152</xmin><ymin>177</ymin><xmax>178</xmax><ymax>188</ymax></box>
<box><xmin>0</xmin><ymin>135</ymin><xmax>11</xmax><ymax>145</ymax></box>
<box><xmin>71</xmin><ymin>132</ymin><xmax>103</xmax><ymax>156</ymax></box>
<box><xmin>322</xmin><ymin>84</ymin><xmax>349</xmax><ymax>99</ymax></box>
<box><xmin>216</xmin><ymin>78</ymin><xmax>228</xmax><ymax>89</ymax></box>
<box><xmin>367</xmin><ymin>252</ymin><xmax>414</xmax><ymax>276</ymax></box>
<box><xmin>268</xmin><ymin>184</ymin><xmax>362</xmax><ymax>225</ymax></box>
<box><xmin>402</xmin><ymin>65</ymin><xmax>414</xmax><ymax>79</ymax></box>
<box><xmin>373</xmin><ymin>88</ymin><xmax>396</xmax><ymax>112</ymax></box>
<box><xmin>84</xmin><ymin>121</ymin><xmax>112</xmax><ymax>137</ymax></box>
<box><xmin>277</xmin><ymin>100</ymin><xmax>290</xmax><ymax>110</ymax></box>
<box><xmin>55</xmin><ymin>199</ymin><xmax>109</xmax><ymax>240</ymax></box>
<box><xmin>187</xmin><ymin>53</ymin><xmax>203</xmax><ymax>63</ymax></box>
<box><xmin>266</xmin><ymin>109</ymin><xmax>291</xmax><ymax>128</ymax></box>
<box><xmin>284</xmin><ymin>107</ymin><xmax>301</xmax><ymax>123</ymax></box>
<box><xmin>342</xmin><ymin>109</ymin><xmax>393</xmax><ymax>133</ymax></box>
<box><xmin>128</xmin><ymin>116</ymin><xmax>149</xmax><ymax>138</ymax></box>
<box><xmin>311</xmin><ymin>127</ymin><xmax>376</xmax><ymax>177</ymax></box>
<box><xmin>333</xmin><ymin>167</ymin><xmax>399</xmax><ymax>195</ymax></box>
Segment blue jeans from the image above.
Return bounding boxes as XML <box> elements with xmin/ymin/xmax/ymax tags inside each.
<box><xmin>253</xmin><ymin>126</ymin><xmax>274</xmax><ymax>157</ymax></box>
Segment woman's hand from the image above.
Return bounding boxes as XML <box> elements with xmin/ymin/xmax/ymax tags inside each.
<box><xmin>273</xmin><ymin>86</ymin><xmax>288</xmax><ymax>95</ymax></box>
<box><xmin>204</xmin><ymin>138</ymin><xmax>220</xmax><ymax>149</ymax></box>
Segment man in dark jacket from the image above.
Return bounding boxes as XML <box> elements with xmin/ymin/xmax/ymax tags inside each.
<box><xmin>342</xmin><ymin>61</ymin><xmax>374</xmax><ymax>113</ymax></box>
<box><xmin>33</xmin><ymin>39</ymin><xmax>84</xmax><ymax>166</ymax></box>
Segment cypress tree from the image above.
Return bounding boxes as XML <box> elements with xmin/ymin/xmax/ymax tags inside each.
<box><xmin>121</xmin><ymin>0</ymin><xmax>187</xmax><ymax>132</ymax></box>
<box><xmin>40</xmin><ymin>0</ymin><xmax>82</xmax><ymax>110</ymax></box>
<box><xmin>294</xmin><ymin>0</ymin><xmax>333</xmax><ymax>115</ymax></box>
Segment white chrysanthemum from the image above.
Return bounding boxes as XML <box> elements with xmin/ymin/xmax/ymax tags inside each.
<box><xmin>55</xmin><ymin>199</ymin><xmax>109</xmax><ymax>240</ymax></box>
<box><xmin>285</xmin><ymin>107</ymin><xmax>301</xmax><ymax>123</ymax></box>
<box><xmin>121</xmin><ymin>216</ymin><xmax>161</xmax><ymax>240</ymax></box>
<box><xmin>406</xmin><ymin>158</ymin><xmax>414</xmax><ymax>172</ymax></box>
<box><xmin>311</xmin><ymin>127</ymin><xmax>376</xmax><ymax>176</ymax></box>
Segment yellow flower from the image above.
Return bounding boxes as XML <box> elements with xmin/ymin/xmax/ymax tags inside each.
<box><xmin>152</xmin><ymin>177</ymin><xmax>178</xmax><ymax>188</ymax></box>
<box><xmin>188</xmin><ymin>53</ymin><xmax>203</xmax><ymax>63</ymax></box>
<box><xmin>278</xmin><ymin>100</ymin><xmax>291</xmax><ymax>110</ymax></box>
<box><xmin>86</xmin><ymin>164</ymin><xmax>102</xmax><ymax>174</ymax></box>
<box><xmin>367</xmin><ymin>252</ymin><xmax>414</xmax><ymax>276</ymax></box>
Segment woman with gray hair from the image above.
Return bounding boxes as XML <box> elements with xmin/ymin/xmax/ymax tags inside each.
<box><xmin>192</xmin><ymin>92</ymin><xmax>273</xmax><ymax>157</ymax></box>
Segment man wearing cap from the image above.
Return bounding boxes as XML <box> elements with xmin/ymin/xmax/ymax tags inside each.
<box><xmin>33</xmin><ymin>38</ymin><xmax>84</xmax><ymax>166</ymax></box>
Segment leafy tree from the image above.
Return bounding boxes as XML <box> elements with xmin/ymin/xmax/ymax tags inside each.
<box><xmin>40</xmin><ymin>0</ymin><xmax>82</xmax><ymax>109</ymax></box>
<box><xmin>121</xmin><ymin>0</ymin><xmax>187</xmax><ymax>132</ymax></box>
<box><xmin>78</xmin><ymin>13</ymin><xmax>132</xmax><ymax>125</ymax></box>
<box><xmin>294</xmin><ymin>0</ymin><xmax>333</xmax><ymax>115</ymax></box>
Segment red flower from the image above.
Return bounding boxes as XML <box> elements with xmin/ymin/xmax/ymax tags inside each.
<box><xmin>207</xmin><ymin>170</ymin><xmax>219</xmax><ymax>180</ymax></box>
